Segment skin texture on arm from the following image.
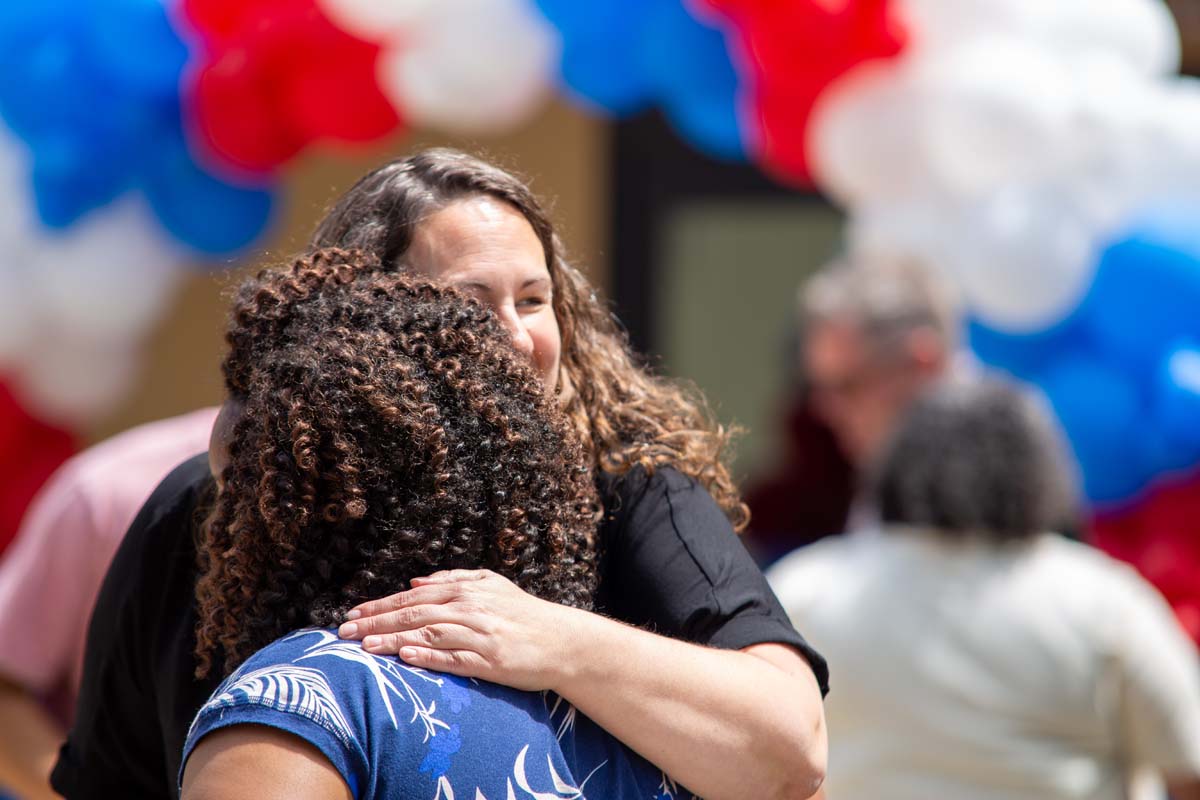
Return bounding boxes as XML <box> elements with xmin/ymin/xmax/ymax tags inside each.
<box><xmin>341</xmin><ymin>570</ymin><xmax>827</xmax><ymax>800</ymax></box>
<box><xmin>0</xmin><ymin>677</ymin><xmax>63</xmax><ymax>800</ymax></box>
<box><xmin>181</xmin><ymin>725</ymin><xmax>352</xmax><ymax>800</ymax></box>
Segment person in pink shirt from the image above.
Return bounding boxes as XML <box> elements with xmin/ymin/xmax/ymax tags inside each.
<box><xmin>0</xmin><ymin>407</ymin><xmax>217</xmax><ymax>800</ymax></box>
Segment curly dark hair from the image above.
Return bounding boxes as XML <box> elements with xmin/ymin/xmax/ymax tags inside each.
<box><xmin>312</xmin><ymin>148</ymin><xmax>748</xmax><ymax>529</ymax></box>
<box><xmin>195</xmin><ymin>249</ymin><xmax>600</xmax><ymax>678</ymax></box>
<box><xmin>873</xmin><ymin>377</ymin><xmax>1076</xmax><ymax>542</ymax></box>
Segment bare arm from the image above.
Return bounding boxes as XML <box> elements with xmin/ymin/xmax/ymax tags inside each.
<box><xmin>341</xmin><ymin>571</ymin><xmax>827</xmax><ymax>800</ymax></box>
<box><xmin>0</xmin><ymin>677</ymin><xmax>63</xmax><ymax>800</ymax></box>
<box><xmin>181</xmin><ymin>725</ymin><xmax>351</xmax><ymax>800</ymax></box>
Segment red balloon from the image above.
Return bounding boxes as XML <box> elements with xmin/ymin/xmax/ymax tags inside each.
<box><xmin>182</xmin><ymin>0</ymin><xmax>401</xmax><ymax>173</ymax></box>
<box><xmin>0</xmin><ymin>380</ymin><xmax>77</xmax><ymax>557</ymax></box>
<box><xmin>1092</xmin><ymin>472</ymin><xmax>1200</xmax><ymax>647</ymax></box>
<box><xmin>701</xmin><ymin>0</ymin><xmax>906</xmax><ymax>185</ymax></box>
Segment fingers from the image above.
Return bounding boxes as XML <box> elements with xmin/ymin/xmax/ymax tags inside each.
<box><xmin>361</xmin><ymin>624</ymin><xmax>485</xmax><ymax>656</ymax></box>
<box><xmin>339</xmin><ymin>600</ymin><xmax>465</xmax><ymax>640</ymax></box>
<box><xmin>396</xmin><ymin>646</ymin><xmax>489</xmax><ymax>677</ymax></box>
<box><xmin>409</xmin><ymin>569</ymin><xmax>493</xmax><ymax>587</ymax></box>
<box><xmin>344</xmin><ymin>582</ymin><xmax>464</xmax><ymax>622</ymax></box>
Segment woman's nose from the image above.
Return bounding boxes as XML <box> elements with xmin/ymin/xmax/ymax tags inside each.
<box><xmin>496</xmin><ymin>306</ymin><xmax>535</xmax><ymax>359</ymax></box>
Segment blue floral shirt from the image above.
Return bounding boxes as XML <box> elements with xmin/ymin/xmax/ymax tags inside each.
<box><xmin>182</xmin><ymin>628</ymin><xmax>696</xmax><ymax>799</ymax></box>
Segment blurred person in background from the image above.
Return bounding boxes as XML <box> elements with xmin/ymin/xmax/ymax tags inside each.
<box><xmin>745</xmin><ymin>255</ymin><xmax>957</xmax><ymax>560</ymax></box>
<box><xmin>769</xmin><ymin>377</ymin><xmax>1200</xmax><ymax>800</ymax></box>
<box><xmin>0</xmin><ymin>407</ymin><xmax>217</xmax><ymax>800</ymax></box>
<box><xmin>55</xmin><ymin>151</ymin><xmax>827</xmax><ymax>800</ymax></box>
<box><xmin>801</xmin><ymin>254</ymin><xmax>956</xmax><ymax>478</ymax></box>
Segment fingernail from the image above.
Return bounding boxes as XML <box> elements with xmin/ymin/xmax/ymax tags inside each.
<box><xmin>339</xmin><ymin>622</ymin><xmax>359</xmax><ymax>638</ymax></box>
<box><xmin>363</xmin><ymin>636</ymin><xmax>381</xmax><ymax>650</ymax></box>
<box><xmin>344</xmin><ymin>610</ymin><xmax>362</xmax><ymax>621</ymax></box>
<box><xmin>399</xmin><ymin>647</ymin><xmax>419</xmax><ymax>661</ymax></box>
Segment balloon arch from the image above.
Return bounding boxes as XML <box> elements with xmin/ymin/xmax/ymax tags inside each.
<box><xmin>0</xmin><ymin>0</ymin><xmax>1195</xmax><ymax>639</ymax></box>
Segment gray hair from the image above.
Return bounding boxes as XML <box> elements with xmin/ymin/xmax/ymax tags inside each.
<box><xmin>872</xmin><ymin>377</ymin><xmax>1076</xmax><ymax>541</ymax></box>
<box><xmin>800</xmin><ymin>255</ymin><xmax>959</xmax><ymax>351</ymax></box>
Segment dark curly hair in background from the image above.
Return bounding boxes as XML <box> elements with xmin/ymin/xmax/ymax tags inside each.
<box><xmin>873</xmin><ymin>377</ymin><xmax>1075</xmax><ymax>542</ymax></box>
<box><xmin>194</xmin><ymin>249</ymin><xmax>599</xmax><ymax>678</ymax></box>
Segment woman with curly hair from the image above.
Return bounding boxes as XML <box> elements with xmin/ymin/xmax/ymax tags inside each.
<box><xmin>56</xmin><ymin>150</ymin><xmax>826</xmax><ymax>800</ymax></box>
<box><xmin>183</xmin><ymin>254</ymin><xmax>697</xmax><ymax>799</ymax></box>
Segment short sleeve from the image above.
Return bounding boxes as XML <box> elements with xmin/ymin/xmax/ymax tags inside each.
<box><xmin>597</xmin><ymin>467</ymin><xmax>829</xmax><ymax>696</ymax></box>
<box><xmin>1112</xmin><ymin>568</ymin><xmax>1200</xmax><ymax>777</ymax></box>
<box><xmin>183</xmin><ymin>696</ymin><xmax>367</xmax><ymax>799</ymax></box>
<box><xmin>51</xmin><ymin>454</ymin><xmax>212</xmax><ymax>800</ymax></box>
<box><xmin>0</xmin><ymin>472</ymin><xmax>96</xmax><ymax>692</ymax></box>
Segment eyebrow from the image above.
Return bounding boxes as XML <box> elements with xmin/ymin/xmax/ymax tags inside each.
<box><xmin>458</xmin><ymin>277</ymin><xmax>551</xmax><ymax>292</ymax></box>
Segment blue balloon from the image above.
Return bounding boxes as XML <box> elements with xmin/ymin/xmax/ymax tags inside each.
<box><xmin>1082</xmin><ymin>208</ymin><xmax>1200</xmax><ymax>376</ymax></box>
<box><xmin>143</xmin><ymin>132</ymin><xmax>275</xmax><ymax>256</ymax></box>
<box><xmin>88</xmin><ymin>0</ymin><xmax>189</xmax><ymax>97</ymax></box>
<box><xmin>643</xmin><ymin>1</ymin><xmax>745</xmax><ymax>160</ymax></box>
<box><xmin>1150</xmin><ymin>343</ymin><xmax>1200</xmax><ymax>469</ymax></box>
<box><xmin>534</xmin><ymin>0</ymin><xmax>747</xmax><ymax>160</ymax></box>
<box><xmin>1037</xmin><ymin>354</ymin><xmax>1151</xmax><ymax>505</ymax></box>
<box><xmin>967</xmin><ymin>316</ymin><xmax>1085</xmax><ymax>382</ymax></box>
<box><xmin>0</xmin><ymin>0</ymin><xmax>275</xmax><ymax>254</ymax></box>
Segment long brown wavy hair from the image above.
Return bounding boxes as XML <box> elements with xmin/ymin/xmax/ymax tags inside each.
<box><xmin>312</xmin><ymin>149</ymin><xmax>747</xmax><ymax>529</ymax></box>
<box><xmin>195</xmin><ymin>249</ymin><xmax>599</xmax><ymax>678</ymax></box>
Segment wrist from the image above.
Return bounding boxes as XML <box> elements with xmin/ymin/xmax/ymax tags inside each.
<box><xmin>545</xmin><ymin>603</ymin><xmax>609</xmax><ymax>694</ymax></box>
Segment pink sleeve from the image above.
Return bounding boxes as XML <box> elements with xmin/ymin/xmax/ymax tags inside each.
<box><xmin>0</xmin><ymin>471</ymin><xmax>98</xmax><ymax>694</ymax></box>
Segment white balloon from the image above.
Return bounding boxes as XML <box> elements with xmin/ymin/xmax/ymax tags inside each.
<box><xmin>377</xmin><ymin>0</ymin><xmax>557</xmax><ymax>133</ymax></box>
<box><xmin>808</xmin><ymin>61</ymin><xmax>931</xmax><ymax>207</ymax></box>
<box><xmin>316</xmin><ymin>0</ymin><xmax>434</xmax><ymax>43</ymax></box>
<box><xmin>849</xmin><ymin>189</ymin><xmax>1101</xmax><ymax>333</ymax></box>
<box><xmin>898</xmin><ymin>0</ymin><xmax>1043</xmax><ymax>52</ymax></box>
<box><xmin>27</xmin><ymin>199</ymin><xmax>184</xmax><ymax>344</ymax></box>
<box><xmin>1042</xmin><ymin>0</ymin><xmax>1180</xmax><ymax>77</ymax></box>
<box><xmin>900</xmin><ymin>0</ymin><xmax>1180</xmax><ymax>76</ymax></box>
<box><xmin>950</xmin><ymin>186</ymin><xmax>1101</xmax><ymax>332</ymax></box>
<box><xmin>14</xmin><ymin>336</ymin><xmax>143</xmax><ymax>429</ymax></box>
<box><xmin>0</xmin><ymin>129</ymin><xmax>185</xmax><ymax>424</ymax></box>
<box><xmin>910</xmin><ymin>39</ymin><xmax>1073</xmax><ymax>197</ymax></box>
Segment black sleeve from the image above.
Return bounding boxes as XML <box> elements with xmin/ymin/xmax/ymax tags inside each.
<box><xmin>596</xmin><ymin>466</ymin><xmax>829</xmax><ymax>696</ymax></box>
<box><xmin>52</xmin><ymin>454</ymin><xmax>212</xmax><ymax>800</ymax></box>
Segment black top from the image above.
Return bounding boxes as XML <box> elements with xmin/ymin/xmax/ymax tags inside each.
<box><xmin>53</xmin><ymin>454</ymin><xmax>828</xmax><ymax>800</ymax></box>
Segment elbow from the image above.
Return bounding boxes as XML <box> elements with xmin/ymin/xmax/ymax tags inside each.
<box><xmin>772</xmin><ymin>712</ymin><xmax>827</xmax><ymax>800</ymax></box>
<box><xmin>775</xmin><ymin>754</ymin><xmax>825</xmax><ymax>800</ymax></box>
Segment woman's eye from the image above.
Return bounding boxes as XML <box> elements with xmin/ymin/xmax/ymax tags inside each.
<box><xmin>519</xmin><ymin>296</ymin><xmax>549</xmax><ymax>309</ymax></box>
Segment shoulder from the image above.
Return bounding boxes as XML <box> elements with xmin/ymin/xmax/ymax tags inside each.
<box><xmin>597</xmin><ymin>464</ymin><xmax>727</xmax><ymax>535</ymax></box>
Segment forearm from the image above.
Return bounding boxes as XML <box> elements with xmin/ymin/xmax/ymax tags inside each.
<box><xmin>0</xmin><ymin>681</ymin><xmax>65</xmax><ymax>800</ymax></box>
<box><xmin>553</xmin><ymin>610</ymin><xmax>826</xmax><ymax>800</ymax></box>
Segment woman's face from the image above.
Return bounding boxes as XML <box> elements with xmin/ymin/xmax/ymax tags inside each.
<box><xmin>406</xmin><ymin>196</ymin><xmax>562</xmax><ymax>394</ymax></box>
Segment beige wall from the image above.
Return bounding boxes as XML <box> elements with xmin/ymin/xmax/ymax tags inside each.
<box><xmin>91</xmin><ymin>100</ymin><xmax>609</xmax><ymax>443</ymax></box>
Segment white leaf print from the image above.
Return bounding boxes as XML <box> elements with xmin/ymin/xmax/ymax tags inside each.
<box><xmin>287</xmin><ymin>629</ymin><xmax>451</xmax><ymax>742</ymax></box>
<box><xmin>203</xmin><ymin>664</ymin><xmax>358</xmax><ymax>749</ymax></box>
<box><xmin>513</xmin><ymin>745</ymin><xmax>581</xmax><ymax>799</ymax></box>
<box><xmin>434</xmin><ymin>775</ymin><xmax>456</xmax><ymax>800</ymax></box>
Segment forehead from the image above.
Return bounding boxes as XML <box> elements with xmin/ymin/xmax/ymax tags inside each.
<box><xmin>409</xmin><ymin>197</ymin><xmax>549</xmax><ymax>285</ymax></box>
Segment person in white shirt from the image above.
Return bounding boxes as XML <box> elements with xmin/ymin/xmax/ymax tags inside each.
<box><xmin>769</xmin><ymin>377</ymin><xmax>1200</xmax><ymax>800</ymax></box>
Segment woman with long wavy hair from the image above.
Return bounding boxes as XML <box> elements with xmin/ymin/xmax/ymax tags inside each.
<box><xmin>56</xmin><ymin>150</ymin><xmax>826</xmax><ymax>800</ymax></box>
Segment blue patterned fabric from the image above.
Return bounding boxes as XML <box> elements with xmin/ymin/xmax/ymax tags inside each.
<box><xmin>183</xmin><ymin>628</ymin><xmax>695</xmax><ymax>799</ymax></box>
